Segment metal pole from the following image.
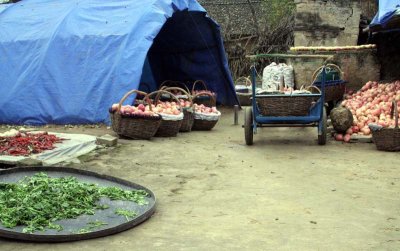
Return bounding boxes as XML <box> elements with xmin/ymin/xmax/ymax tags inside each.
<box><xmin>234</xmin><ymin>105</ymin><xmax>239</xmax><ymax>125</ymax></box>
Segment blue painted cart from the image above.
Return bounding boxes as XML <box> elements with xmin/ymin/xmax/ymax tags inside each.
<box><xmin>244</xmin><ymin>54</ymin><xmax>329</xmax><ymax>145</ymax></box>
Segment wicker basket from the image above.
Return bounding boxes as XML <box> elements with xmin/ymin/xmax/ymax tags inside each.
<box><xmin>313</xmin><ymin>80</ymin><xmax>346</xmax><ymax>102</ymax></box>
<box><xmin>256</xmin><ymin>86</ymin><xmax>321</xmax><ymax>117</ymax></box>
<box><xmin>161</xmin><ymin>87</ymin><xmax>194</xmax><ymax>132</ymax></box>
<box><xmin>311</xmin><ymin>64</ymin><xmax>346</xmax><ymax>102</ymax></box>
<box><xmin>110</xmin><ymin>90</ymin><xmax>161</xmax><ymax>139</ymax></box>
<box><xmin>371</xmin><ymin>101</ymin><xmax>400</xmax><ymax>151</ymax></box>
<box><xmin>192</xmin><ymin>93</ymin><xmax>220</xmax><ymax>130</ymax></box>
<box><xmin>191</xmin><ymin>80</ymin><xmax>217</xmax><ymax>107</ymax></box>
<box><xmin>148</xmin><ymin>90</ymin><xmax>183</xmax><ymax>137</ymax></box>
<box><xmin>159</xmin><ymin>80</ymin><xmax>190</xmax><ymax>101</ymax></box>
<box><xmin>235</xmin><ymin>77</ymin><xmax>252</xmax><ymax>106</ymax></box>
<box><xmin>192</xmin><ymin>119</ymin><xmax>219</xmax><ymax>131</ymax></box>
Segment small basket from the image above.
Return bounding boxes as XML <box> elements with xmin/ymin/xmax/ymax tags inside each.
<box><xmin>149</xmin><ymin>90</ymin><xmax>184</xmax><ymax>137</ymax></box>
<box><xmin>161</xmin><ymin>87</ymin><xmax>194</xmax><ymax>132</ymax></box>
<box><xmin>256</xmin><ymin>86</ymin><xmax>321</xmax><ymax>117</ymax></box>
<box><xmin>235</xmin><ymin>77</ymin><xmax>252</xmax><ymax>106</ymax></box>
<box><xmin>191</xmin><ymin>80</ymin><xmax>217</xmax><ymax>107</ymax></box>
<box><xmin>159</xmin><ymin>80</ymin><xmax>190</xmax><ymax>101</ymax></box>
<box><xmin>110</xmin><ymin>90</ymin><xmax>161</xmax><ymax>139</ymax></box>
<box><xmin>192</xmin><ymin>93</ymin><xmax>220</xmax><ymax>131</ymax></box>
<box><xmin>371</xmin><ymin>101</ymin><xmax>400</xmax><ymax>151</ymax></box>
<box><xmin>311</xmin><ymin>64</ymin><xmax>346</xmax><ymax>102</ymax></box>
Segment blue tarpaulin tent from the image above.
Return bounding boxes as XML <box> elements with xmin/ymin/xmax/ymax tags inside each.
<box><xmin>0</xmin><ymin>0</ymin><xmax>238</xmax><ymax>125</ymax></box>
<box><xmin>370</xmin><ymin>0</ymin><xmax>400</xmax><ymax>31</ymax></box>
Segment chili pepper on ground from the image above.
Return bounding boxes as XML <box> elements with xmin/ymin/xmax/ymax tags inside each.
<box><xmin>0</xmin><ymin>132</ymin><xmax>64</xmax><ymax>156</ymax></box>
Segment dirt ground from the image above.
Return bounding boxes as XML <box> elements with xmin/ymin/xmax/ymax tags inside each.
<box><xmin>1</xmin><ymin>107</ymin><xmax>399</xmax><ymax>251</ymax></box>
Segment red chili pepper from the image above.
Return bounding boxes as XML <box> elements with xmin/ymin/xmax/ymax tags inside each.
<box><xmin>0</xmin><ymin>133</ymin><xmax>65</xmax><ymax>156</ymax></box>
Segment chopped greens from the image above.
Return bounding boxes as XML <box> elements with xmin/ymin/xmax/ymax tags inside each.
<box><xmin>0</xmin><ymin>172</ymin><xmax>148</xmax><ymax>233</ymax></box>
<box><xmin>115</xmin><ymin>208</ymin><xmax>138</xmax><ymax>221</ymax></box>
<box><xmin>75</xmin><ymin>220</ymin><xmax>108</xmax><ymax>234</ymax></box>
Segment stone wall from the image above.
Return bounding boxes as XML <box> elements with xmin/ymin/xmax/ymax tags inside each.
<box><xmin>198</xmin><ymin>0</ymin><xmax>264</xmax><ymax>36</ymax></box>
<box><xmin>287</xmin><ymin>50</ymin><xmax>380</xmax><ymax>90</ymax></box>
<box><xmin>294</xmin><ymin>0</ymin><xmax>361</xmax><ymax>46</ymax></box>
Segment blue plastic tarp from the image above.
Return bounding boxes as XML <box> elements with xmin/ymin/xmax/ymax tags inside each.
<box><xmin>0</xmin><ymin>0</ymin><xmax>238</xmax><ymax>125</ymax></box>
<box><xmin>370</xmin><ymin>0</ymin><xmax>400</xmax><ymax>28</ymax></box>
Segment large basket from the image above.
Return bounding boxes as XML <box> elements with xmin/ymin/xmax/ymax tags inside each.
<box><xmin>110</xmin><ymin>90</ymin><xmax>161</xmax><ymax>139</ymax></box>
<box><xmin>235</xmin><ymin>77</ymin><xmax>252</xmax><ymax>106</ymax></box>
<box><xmin>191</xmin><ymin>80</ymin><xmax>217</xmax><ymax>107</ymax></box>
<box><xmin>256</xmin><ymin>86</ymin><xmax>321</xmax><ymax>117</ymax></box>
<box><xmin>312</xmin><ymin>64</ymin><xmax>346</xmax><ymax>102</ymax></box>
<box><xmin>371</xmin><ymin>101</ymin><xmax>400</xmax><ymax>151</ymax></box>
<box><xmin>192</xmin><ymin>93</ymin><xmax>220</xmax><ymax>131</ymax></box>
<box><xmin>149</xmin><ymin>90</ymin><xmax>183</xmax><ymax>137</ymax></box>
<box><xmin>313</xmin><ymin>80</ymin><xmax>346</xmax><ymax>102</ymax></box>
<box><xmin>161</xmin><ymin>87</ymin><xmax>195</xmax><ymax>132</ymax></box>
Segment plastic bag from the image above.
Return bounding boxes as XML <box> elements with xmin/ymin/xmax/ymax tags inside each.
<box><xmin>262</xmin><ymin>63</ymin><xmax>295</xmax><ymax>90</ymax></box>
<box><xmin>262</xmin><ymin>63</ymin><xmax>282</xmax><ymax>91</ymax></box>
<box><xmin>280</xmin><ymin>63</ymin><xmax>294</xmax><ymax>88</ymax></box>
<box><xmin>159</xmin><ymin>112</ymin><xmax>184</xmax><ymax>121</ymax></box>
<box><xmin>194</xmin><ymin>111</ymin><xmax>221</xmax><ymax>121</ymax></box>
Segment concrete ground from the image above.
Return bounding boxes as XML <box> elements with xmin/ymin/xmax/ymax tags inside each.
<box><xmin>1</xmin><ymin>107</ymin><xmax>399</xmax><ymax>251</ymax></box>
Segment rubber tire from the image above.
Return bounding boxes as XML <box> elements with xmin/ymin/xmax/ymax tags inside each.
<box><xmin>318</xmin><ymin>107</ymin><xmax>327</xmax><ymax>145</ymax></box>
<box><xmin>244</xmin><ymin>107</ymin><xmax>254</xmax><ymax>145</ymax></box>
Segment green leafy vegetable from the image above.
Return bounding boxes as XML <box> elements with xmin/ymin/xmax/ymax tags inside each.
<box><xmin>115</xmin><ymin>208</ymin><xmax>138</xmax><ymax>221</ymax></box>
<box><xmin>0</xmin><ymin>172</ymin><xmax>148</xmax><ymax>233</ymax></box>
<box><xmin>75</xmin><ymin>220</ymin><xmax>108</xmax><ymax>234</ymax></box>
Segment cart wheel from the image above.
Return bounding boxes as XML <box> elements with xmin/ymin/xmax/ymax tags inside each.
<box><xmin>318</xmin><ymin>107</ymin><xmax>327</xmax><ymax>145</ymax></box>
<box><xmin>244</xmin><ymin>107</ymin><xmax>253</xmax><ymax>145</ymax></box>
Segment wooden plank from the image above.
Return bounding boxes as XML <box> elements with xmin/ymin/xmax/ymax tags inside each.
<box><xmin>246</xmin><ymin>54</ymin><xmax>334</xmax><ymax>61</ymax></box>
<box><xmin>350</xmin><ymin>134</ymin><xmax>373</xmax><ymax>143</ymax></box>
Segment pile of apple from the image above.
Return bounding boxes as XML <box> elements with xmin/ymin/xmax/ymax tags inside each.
<box><xmin>179</xmin><ymin>99</ymin><xmax>192</xmax><ymax>108</ymax></box>
<box><xmin>153</xmin><ymin>101</ymin><xmax>182</xmax><ymax>116</ymax></box>
<box><xmin>169</xmin><ymin>89</ymin><xmax>185</xmax><ymax>96</ymax></box>
<box><xmin>192</xmin><ymin>90</ymin><xmax>216</xmax><ymax>96</ymax></box>
<box><xmin>194</xmin><ymin>104</ymin><xmax>219</xmax><ymax>114</ymax></box>
<box><xmin>339</xmin><ymin>80</ymin><xmax>400</xmax><ymax>140</ymax></box>
<box><xmin>111</xmin><ymin>104</ymin><xmax>159</xmax><ymax>117</ymax></box>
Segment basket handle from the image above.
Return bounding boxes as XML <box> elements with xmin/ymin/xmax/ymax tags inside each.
<box><xmin>193</xmin><ymin>92</ymin><xmax>216</xmax><ymax>106</ymax></box>
<box><xmin>311</xmin><ymin>64</ymin><xmax>344</xmax><ymax>85</ymax></box>
<box><xmin>391</xmin><ymin>100</ymin><xmax>399</xmax><ymax>129</ymax></box>
<box><xmin>147</xmin><ymin>90</ymin><xmax>183</xmax><ymax>112</ymax></box>
<box><xmin>192</xmin><ymin>80</ymin><xmax>208</xmax><ymax>93</ymax></box>
<box><xmin>160</xmin><ymin>80</ymin><xmax>190</xmax><ymax>94</ymax></box>
<box><xmin>160</xmin><ymin>87</ymin><xmax>193</xmax><ymax>108</ymax></box>
<box><xmin>235</xmin><ymin>77</ymin><xmax>252</xmax><ymax>87</ymax></box>
<box><xmin>118</xmin><ymin>90</ymin><xmax>151</xmax><ymax>112</ymax></box>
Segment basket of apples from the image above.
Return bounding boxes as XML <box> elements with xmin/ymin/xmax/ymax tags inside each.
<box><xmin>109</xmin><ymin>90</ymin><xmax>161</xmax><ymax>139</ymax></box>
<box><xmin>191</xmin><ymin>80</ymin><xmax>217</xmax><ymax>107</ymax></box>
<box><xmin>159</xmin><ymin>80</ymin><xmax>191</xmax><ymax>101</ymax></box>
<box><xmin>192</xmin><ymin>93</ymin><xmax>221</xmax><ymax>131</ymax></box>
<box><xmin>148</xmin><ymin>90</ymin><xmax>184</xmax><ymax>137</ymax></box>
<box><xmin>162</xmin><ymin>87</ymin><xmax>195</xmax><ymax>132</ymax></box>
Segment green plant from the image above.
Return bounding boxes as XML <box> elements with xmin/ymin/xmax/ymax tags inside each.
<box><xmin>0</xmin><ymin>172</ymin><xmax>148</xmax><ymax>233</ymax></box>
<box><xmin>261</xmin><ymin>0</ymin><xmax>296</xmax><ymax>29</ymax></box>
